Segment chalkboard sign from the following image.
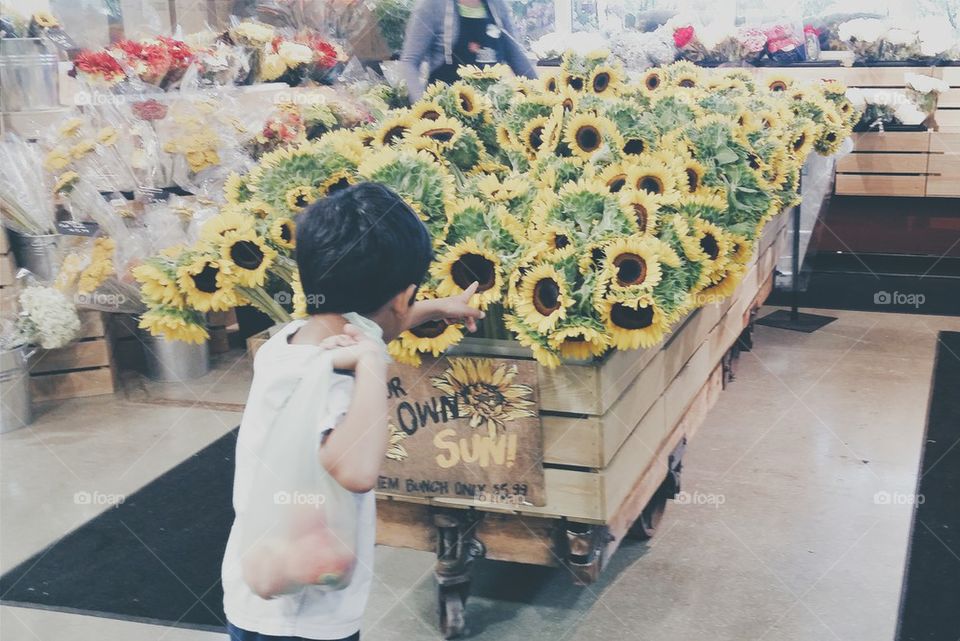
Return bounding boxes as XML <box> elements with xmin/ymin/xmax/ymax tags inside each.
<box><xmin>379</xmin><ymin>356</ymin><xmax>546</xmax><ymax>507</ymax></box>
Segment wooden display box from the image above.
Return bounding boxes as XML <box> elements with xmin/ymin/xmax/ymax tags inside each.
<box><xmin>29</xmin><ymin>311</ymin><xmax>117</xmax><ymax>402</ymax></box>
<box><xmin>249</xmin><ymin>213</ymin><xmax>789</xmax><ymax>526</ymax></box>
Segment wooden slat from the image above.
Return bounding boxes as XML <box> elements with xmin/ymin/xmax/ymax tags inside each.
<box><xmin>29</xmin><ymin>339</ymin><xmax>111</xmax><ymax>375</ymax></box>
<box><xmin>938</xmin><ymin>90</ymin><xmax>960</xmax><ymax>109</ymax></box>
<box><xmin>941</xmin><ymin>68</ymin><xmax>960</xmax><ymax>85</ymax></box>
<box><xmin>930</xmin><ymin>132</ymin><xmax>960</xmax><ymax>153</ymax></box>
<box><xmin>78</xmin><ymin>310</ymin><xmax>106</xmax><ymax>339</ymax></box>
<box><xmin>0</xmin><ymin>253</ymin><xmax>15</xmax><ymax>288</ymax></box>
<box><xmin>0</xmin><ymin>228</ymin><xmax>9</xmax><ymax>255</ymax></box>
<box><xmin>30</xmin><ymin>367</ymin><xmax>115</xmax><ymax>402</ymax></box>
<box><xmin>926</xmin><ymin>153</ymin><xmax>960</xmax><ymax>197</ymax></box>
<box><xmin>836</xmin><ymin>152</ymin><xmax>929</xmax><ymax>174</ymax></box>
<box><xmin>835</xmin><ymin>174</ymin><xmax>927</xmax><ymax>197</ymax></box>
<box><xmin>851</xmin><ymin>132</ymin><xmax>930</xmax><ymax>153</ymax></box>
<box><xmin>936</xmin><ymin>109</ymin><xmax>960</xmax><ymax>131</ymax></box>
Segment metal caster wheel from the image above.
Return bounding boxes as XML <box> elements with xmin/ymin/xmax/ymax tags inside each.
<box><xmin>438</xmin><ymin>583</ymin><xmax>469</xmax><ymax>639</ymax></box>
<box><xmin>627</xmin><ymin>438</ymin><xmax>686</xmax><ymax>541</ymax></box>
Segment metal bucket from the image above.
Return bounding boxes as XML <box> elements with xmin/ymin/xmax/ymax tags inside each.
<box><xmin>0</xmin><ymin>346</ymin><xmax>32</xmax><ymax>433</ymax></box>
<box><xmin>140</xmin><ymin>332</ymin><xmax>211</xmax><ymax>382</ymax></box>
<box><xmin>0</xmin><ymin>38</ymin><xmax>60</xmax><ymax>112</ymax></box>
<box><xmin>9</xmin><ymin>233</ymin><xmax>61</xmax><ymax>282</ymax></box>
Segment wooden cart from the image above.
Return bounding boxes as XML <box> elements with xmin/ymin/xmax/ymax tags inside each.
<box><xmin>374</xmin><ymin>212</ymin><xmax>791</xmax><ymax>638</ymax></box>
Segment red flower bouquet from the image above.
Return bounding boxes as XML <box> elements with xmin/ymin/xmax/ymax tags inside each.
<box><xmin>71</xmin><ymin>50</ymin><xmax>126</xmax><ymax>85</ymax></box>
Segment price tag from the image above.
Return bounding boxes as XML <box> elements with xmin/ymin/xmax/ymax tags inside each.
<box><xmin>56</xmin><ymin>220</ymin><xmax>99</xmax><ymax>237</ymax></box>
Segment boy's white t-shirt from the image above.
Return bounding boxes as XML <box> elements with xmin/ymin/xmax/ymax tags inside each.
<box><xmin>222</xmin><ymin>316</ymin><xmax>379</xmax><ymax>639</ymax></box>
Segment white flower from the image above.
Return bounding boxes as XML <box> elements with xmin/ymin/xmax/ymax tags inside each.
<box><xmin>260</xmin><ymin>52</ymin><xmax>287</xmax><ymax>81</ymax></box>
<box><xmin>884</xmin><ymin>28</ymin><xmax>916</xmax><ymax>47</ymax></box>
<box><xmin>233</xmin><ymin>22</ymin><xmax>275</xmax><ymax>45</ymax></box>
<box><xmin>894</xmin><ymin>102</ymin><xmax>926</xmax><ymax>125</ymax></box>
<box><xmin>917</xmin><ymin>19</ymin><xmax>956</xmax><ymax>57</ymax></box>
<box><xmin>277</xmin><ymin>41</ymin><xmax>313</xmax><ymax>67</ymax></box>
<box><xmin>17</xmin><ymin>286</ymin><xmax>81</xmax><ymax>350</ymax></box>
<box><xmin>905</xmin><ymin>73</ymin><xmax>950</xmax><ymax>95</ymax></box>
<box><xmin>845</xmin><ymin>87</ymin><xmax>866</xmax><ymax>109</ymax></box>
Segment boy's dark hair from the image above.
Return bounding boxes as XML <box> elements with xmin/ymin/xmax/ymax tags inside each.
<box><xmin>295</xmin><ymin>182</ymin><xmax>433</xmax><ymax>315</ymax></box>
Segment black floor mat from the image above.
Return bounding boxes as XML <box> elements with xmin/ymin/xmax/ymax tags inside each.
<box><xmin>0</xmin><ymin>428</ymin><xmax>239</xmax><ymax>631</ymax></box>
<box><xmin>897</xmin><ymin>332</ymin><xmax>960</xmax><ymax>640</ymax></box>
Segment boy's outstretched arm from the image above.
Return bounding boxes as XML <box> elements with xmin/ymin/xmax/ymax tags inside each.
<box><xmin>318</xmin><ymin>331</ymin><xmax>389</xmax><ymax>493</ymax></box>
<box><xmin>406</xmin><ymin>281</ymin><xmax>486</xmax><ymax>333</ymax></box>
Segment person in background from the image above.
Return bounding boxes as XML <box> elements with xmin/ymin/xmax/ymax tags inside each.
<box><xmin>399</xmin><ymin>0</ymin><xmax>537</xmax><ymax>103</ymax></box>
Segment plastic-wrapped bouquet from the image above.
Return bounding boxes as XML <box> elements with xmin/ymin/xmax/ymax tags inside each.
<box><xmin>763</xmin><ymin>23</ymin><xmax>806</xmax><ymax>65</ymax></box>
<box><xmin>838</xmin><ymin>17</ymin><xmax>957</xmax><ymax>63</ymax></box>
<box><xmin>905</xmin><ymin>73</ymin><xmax>951</xmax><ymax>116</ymax></box>
<box><xmin>71</xmin><ymin>37</ymin><xmax>196</xmax><ymax>90</ymax></box>
<box><xmin>608</xmin><ymin>30</ymin><xmax>677</xmax><ymax>72</ymax></box>
<box><xmin>14</xmin><ymin>285</ymin><xmax>82</xmax><ymax>350</ymax></box>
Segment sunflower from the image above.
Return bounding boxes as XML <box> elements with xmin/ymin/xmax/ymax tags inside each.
<box><xmin>756</xmin><ymin>109</ymin><xmax>783</xmax><ymax>131</ymax></box>
<box><xmin>681</xmin><ymin>159</ymin><xmax>707</xmax><ymax>194</ymax></box>
<box><xmin>431</xmin><ymin>358</ymin><xmax>536</xmax><ymax>434</ymax></box>
<box><xmin>245</xmin><ymin>199</ymin><xmax>277</xmax><ymax>219</ymax></box>
<box><xmin>291</xmin><ymin>273</ymin><xmax>308</xmax><ymax>319</ymax></box>
<box><xmin>284</xmin><ymin>185</ymin><xmax>316</xmax><ymax>212</ymax></box>
<box><xmin>543</xmin><ymin>75</ymin><xmax>560</xmax><ymax>93</ymax></box>
<box><xmin>496</xmin><ymin>124</ymin><xmax>516</xmax><ymax>149</ymax></box>
<box><xmin>317</xmin><ymin>170</ymin><xmax>355</xmax><ymax>197</ymax></box>
<box><xmin>564</xmin><ymin>113</ymin><xmax>619</xmax><ymax>160</ymax></box>
<box><xmin>177</xmin><ymin>257</ymin><xmax>238</xmax><ymax>312</ymax></box>
<box><xmin>673</xmin><ymin>71</ymin><xmax>700</xmax><ymax>89</ymax></box>
<box><xmin>765</xmin><ymin>73</ymin><xmax>793</xmax><ymax>92</ymax></box>
<box><xmin>400</xmin><ymin>320</ymin><xmax>465</xmax><ymax>357</ymax></box>
<box><xmin>476</xmin><ymin>174</ymin><xmax>530</xmax><ymax>203</ymax></box>
<box><xmin>789</xmin><ymin>123</ymin><xmax>817</xmax><ymax>158</ymax></box>
<box><xmin>628</xmin><ymin>160</ymin><xmax>679</xmax><ymax>199</ymax></box>
<box><xmin>451</xmin><ymin>82</ymin><xmax>482</xmax><ymax>116</ymax></box>
<box><xmin>519</xmin><ymin>116</ymin><xmax>551</xmax><ymax>158</ymax></box>
<box><xmin>505</xmin><ymin>313</ymin><xmax>561</xmax><ymax>368</ymax></box>
<box><xmin>600</xmin><ymin>235</ymin><xmax>663</xmax><ymax>292</ymax></box>
<box><xmin>410</xmin><ymin>101</ymin><xmax>445</xmax><ymax>121</ymax></box>
<box><xmin>224</xmin><ymin>172</ymin><xmax>253</xmax><ymax>204</ymax></box>
<box><xmin>200</xmin><ymin>208</ymin><xmax>256</xmax><ymax>243</ymax></box>
<box><xmin>691</xmin><ymin>218</ymin><xmax>732</xmax><ymax>272</ymax></box>
<box><xmin>133</xmin><ymin>263</ymin><xmax>182</xmax><ymax>307</ymax></box>
<box><xmin>407</xmin><ymin>115</ymin><xmax>464</xmax><ymax>151</ymax></box>
<box><xmin>138</xmin><ymin>308</ymin><xmax>209</xmax><ymax>344</ymax></box>
<box><xmin>269</xmin><ymin>217</ymin><xmax>296</xmax><ymax>250</ymax></box>
<box><xmin>728</xmin><ymin>234</ymin><xmax>754</xmax><ymax>264</ymax></box>
<box><xmin>374</xmin><ymin>112</ymin><xmax>414</xmax><ymax>146</ymax></box>
<box><xmin>515</xmin><ymin>262</ymin><xmax>571</xmax><ymax>333</ymax></box>
<box><xmin>697</xmin><ymin>262</ymin><xmax>746</xmax><ymax>302</ymax></box>
<box><xmin>532</xmin><ymin>224</ymin><xmax>576</xmax><ymax>260</ymax></box>
<box><xmin>387</xmin><ymin>338</ymin><xmax>423</xmax><ymax>367</ymax></box>
<box><xmin>589</xmin><ymin>65</ymin><xmax>620</xmax><ymax>96</ymax></box>
<box><xmin>432</xmin><ymin>238</ymin><xmax>503</xmax><ymax>308</ymax></box>
<box><xmin>549</xmin><ymin>323</ymin><xmax>610</xmax><ymax>360</ymax></box>
<box><xmin>599</xmin><ymin>294</ymin><xmax>669</xmax><ymax>350</ymax></box>
<box><xmin>640</xmin><ymin>68</ymin><xmax>663</xmax><ymax>93</ymax></box>
<box><xmin>219</xmin><ymin>230</ymin><xmax>277</xmax><ymax>287</ymax></box>
<box><xmin>53</xmin><ymin>171</ymin><xmax>80</xmax><ymax>195</ymax></box>
<box><xmin>598</xmin><ymin>163</ymin><xmax>630</xmax><ymax>195</ymax></box>
<box><xmin>560</xmin><ymin>70</ymin><xmax>586</xmax><ymax>92</ymax></box>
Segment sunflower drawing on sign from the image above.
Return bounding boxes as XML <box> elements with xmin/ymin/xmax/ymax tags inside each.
<box><xmin>386</xmin><ymin>422</ymin><xmax>409</xmax><ymax>462</ymax></box>
<box><xmin>431</xmin><ymin>358</ymin><xmax>536</xmax><ymax>435</ymax></box>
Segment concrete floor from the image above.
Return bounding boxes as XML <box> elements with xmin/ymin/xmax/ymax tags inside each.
<box><xmin>2</xmin><ymin>307</ymin><xmax>958</xmax><ymax>641</ymax></box>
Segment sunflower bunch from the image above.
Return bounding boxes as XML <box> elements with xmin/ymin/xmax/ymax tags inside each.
<box><xmin>136</xmin><ymin>53</ymin><xmax>857</xmax><ymax>366</ymax></box>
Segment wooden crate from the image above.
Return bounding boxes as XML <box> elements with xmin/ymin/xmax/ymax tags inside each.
<box><xmin>207</xmin><ymin>309</ymin><xmax>239</xmax><ymax>354</ymax></box>
<box><xmin>835</xmin><ymin>132</ymin><xmax>932</xmax><ymax>197</ymax></box>
<box><xmin>29</xmin><ymin>311</ymin><xmax>117</xmax><ymax>402</ymax></box>
<box><xmin>937</xmin><ymin>68</ymin><xmax>960</xmax><ymax>134</ymax></box>
<box><xmin>927</xmin><ymin>132</ymin><xmax>960</xmax><ymax>197</ymax></box>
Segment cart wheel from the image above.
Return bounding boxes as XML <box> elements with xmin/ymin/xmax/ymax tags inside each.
<box><xmin>438</xmin><ymin>583</ymin><xmax>468</xmax><ymax>639</ymax></box>
<box><xmin>629</xmin><ymin>489</ymin><xmax>668</xmax><ymax>540</ymax></box>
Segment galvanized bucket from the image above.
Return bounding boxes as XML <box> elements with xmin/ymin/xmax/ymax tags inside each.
<box><xmin>9</xmin><ymin>233</ymin><xmax>60</xmax><ymax>282</ymax></box>
<box><xmin>0</xmin><ymin>38</ymin><xmax>60</xmax><ymax>112</ymax></box>
<box><xmin>0</xmin><ymin>346</ymin><xmax>32</xmax><ymax>433</ymax></box>
<box><xmin>140</xmin><ymin>332</ymin><xmax>211</xmax><ymax>382</ymax></box>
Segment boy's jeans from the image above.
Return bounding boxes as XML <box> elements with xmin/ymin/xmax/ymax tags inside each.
<box><xmin>227</xmin><ymin>622</ymin><xmax>359</xmax><ymax>641</ymax></box>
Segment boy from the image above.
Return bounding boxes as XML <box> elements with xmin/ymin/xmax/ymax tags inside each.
<box><xmin>222</xmin><ymin>182</ymin><xmax>483</xmax><ymax>640</ymax></box>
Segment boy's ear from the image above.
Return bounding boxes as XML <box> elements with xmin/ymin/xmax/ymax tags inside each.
<box><xmin>392</xmin><ymin>284</ymin><xmax>418</xmax><ymax>316</ymax></box>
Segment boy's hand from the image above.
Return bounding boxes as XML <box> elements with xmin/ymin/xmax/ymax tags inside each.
<box><xmin>321</xmin><ymin>324</ymin><xmax>385</xmax><ymax>372</ymax></box>
<box><xmin>435</xmin><ymin>281</ymin><xmax>486</xmax><ymax>333</ymax></box>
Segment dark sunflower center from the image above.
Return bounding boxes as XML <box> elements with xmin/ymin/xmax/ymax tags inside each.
<box><xmin>528</xmin><ymin>126</ymin><xmax>544</xmax><ymax>150</ymax></box>
<box><xmin>554</xmin><ymin>233</ymin><xmax>569</xmax><ymax>249</ymax></box>
<box><xmin>700</xmin><ymin>233</ymin><xmax>720</xmax><ymax>260</ymax></box>
<box><xmin>421</xmin><ymin>110</ymin><xmax>441</xmax><ymax>121</ymax></box>
<box><xmin>410</xmin><ymin>320</ymin><xmax>448</xmax><ymax>339</ymax></box>
<box><xmin>770</xmin><ymin>81</ymin><xmax>787</xmax><ymax>91</ymax></box>
<box><xmin>826</xmin><ymin>132</ymin><xmax>837</xmax><ymax>142</ymax></box>
<box><xmin>591</xmin><ymin>246</ymin><xmax>606</xmax><ymax>267</ymax></box>
<box><xmin>623</xmin><ymin>138</ymin><xmax>645</xmax><ymax>155</ymax></box>
<box><xmin>459</xmin><ymin>93</ymin><xmax>474</xmax><ymax>112</ymax></box>
<box><xmin>231</xmin><ymin>240</ymin><xmax>265</xmax><ymax>270</ymax></box>
<box><xmin>566</xmin><ymin>333</ymin><xmax>587</xmax><ymax>343</ymax></box>
<box><xmin>547</xmin><ymin>78</ymin><xmax>557</xmax><ymax>92</ymax></box>
<box><xmin>451</xmin><ymin>253</ymin><xmax>496</xmax><ymax>291</ymax></box>
<box><xmin>607</xmin><ymin>175</ymin><xmax>626</xmax><ymax>193</ymax></box>
<box><xmin>685</xmin><ymin>168</ymin><xmax>699</xmax><ymax>191</ymax></box>
<box><xmin>326</xmin><ymin>176</ymin><xmax>351</xmax><ymax>194</ymax></box>
<box><xmin>532</xmin><ymin>278</ymin><xmax>561</xmax><ymax>315</ymax></box>
<box><xmin>193</xmin><ymin>263</ymin><xmax>220</xmax><ymax>294</ymax></box>
<box><xmin>632</xmin><ymin>204</ymin><xmax>648</xmax><ymax>232</ymax></box>
<box><xmin>793</xmin><ymin>134</ymin><xmax>806</xmax><ymax>151</ymax></box>
<box><xmin>562</xmin><ymin>98</ymin><xmax>575</xmax><ymax>112</ymax></box>
<box><xmin>613</xmin><ymin>253</ymin><xmax>647</xmax><ymax>286</ymax></box>
<box><xmin>747</xmin><ymin>153</ymin><xmax>761</xmax><ymax>170</ymax></box>
<box><xmin>383</xmin><ymin>125</ymin><xmax>407</xmax><ymax>145</ymax></box>
<box><xmin>294</xmin><ymin>191</ymin><xmax>310</xmax><ymax>207</ymax></box>
<box><xmin>424</xmin><ymin>128</ymin><xmax>455</xmax><ymax>142</ymax></box>
<box><xmin>645</xmin><ymin>74</ymin><xmax>660</xmax><ymax>90</ymax></box>
<box><xmin>610</xmin><ymin>303</ymin><xmax>654</xmax><ymax>329</ymax></box>
<box><xmin>280</xmin><ymin>224</ymin><xmax>292</xmax><ymax>242</ymax></box>
<box><xmin>638</xmin><ymin>176</ymin><xmax>664</xmax><ymax>194</ymax></box>
<box><xmin>678</xmin><ymin>78</ymin><xmax>695</xmax><ymax>88</ymax></box>
<box><xmin>575</xmin><ymin>126</ymin><xmax>601</xmax><ymax>152</ymax></box>
<box><xmin>592</xmin><ymin>72</ymin><xmax>611</xmax><ymax>93</ymax></box>
<box><xmin>567</xmin><ymin>76</ymin><xmax>584</xmax><ymax>91</ymax></box>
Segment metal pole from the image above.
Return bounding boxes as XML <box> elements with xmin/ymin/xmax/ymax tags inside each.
<box><xmin>791</xmin><ymin>202</ymin><xmax>801</xmax><ymax>322</ymax></box>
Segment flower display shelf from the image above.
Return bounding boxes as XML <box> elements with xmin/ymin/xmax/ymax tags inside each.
<box><xmin>248</xmin><ymin>212</ymin><xmax>788</xmax><ymax>638</ymax></box>
<box><xmin>0</xmin><ymin>228</ymin><xmax>15</xmax><ymax>310</ymax></box>
<box><xmin>28</xmin><ymin>310</ymin><xmax>116</xmax><ymax>402</ymax></box>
